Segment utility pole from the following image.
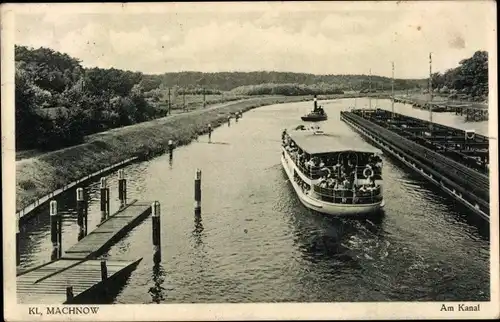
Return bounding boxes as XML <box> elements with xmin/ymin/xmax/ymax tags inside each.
<box><xmin>391</xmin><ymin>61</ymin><xmax>395</xmax><ymax>118</ymax></box>
<box><xmin>368</xmin><ymin>69</ymin><xmax>372</xmax><ymax>109</ymax></box>
<box><xmin>168</xmin><ymin>88</ymin><xmax>171</xmax><ymax>115</ymax></box>
<box><xmin>203</xmin><ymin>88</ymin><xmax>206</xmax><ymax>108</ymax></box>
<box><xmin>183</xmin><ymin>90</ymin><xmax>186</xmax><ymax>111</ymax></box>
<box><xmin>429</xmin><ymin>53</ymin><xmax>433</xmax><ymax>132</ymax></box>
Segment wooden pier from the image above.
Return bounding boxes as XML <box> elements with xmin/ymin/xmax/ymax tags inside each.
<box><xmin>17</xmin><ymin>258</ymin><xmax>142</xmax><ymax>304</ymax></box>
<box><xmin>341</xmin><ymin>109</ymin><xmax>490</xmax><ymax>220</ymax></box>
<box><xmin>64</xmin><ymin>200</ymin><xmax>152</xmax><ymax>259</ymax></box>
<box><xmin>17</xmin><ymin>199</ymin><xmax>153</xmax><ymax>303</ymax></box>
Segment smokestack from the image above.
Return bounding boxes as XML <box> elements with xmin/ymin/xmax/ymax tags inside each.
<box><xmin>314</xmin><ymin>95</ymin><xmax>317</xmax><ymax>110</ymax></box>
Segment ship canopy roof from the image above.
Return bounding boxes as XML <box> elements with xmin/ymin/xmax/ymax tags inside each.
<box><xmin>287</xmin><ymin>129</ymin><xmax>382</xmax><ymax>155</ymax></box>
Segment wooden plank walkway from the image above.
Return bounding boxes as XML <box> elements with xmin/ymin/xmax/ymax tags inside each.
<box><xmin>17</xmin><ymin>258</ymin><xmax>142</xmax><ymax>304</ymax></box>
<box><xmin>17</xmin><ymin>199</ymin><xmax>152</xmax><ymax>304</ymax></box>
<box><xmin>64</xmin><ymin>200</ymin><xmax>152</xmax><ymax>259</ymax></box>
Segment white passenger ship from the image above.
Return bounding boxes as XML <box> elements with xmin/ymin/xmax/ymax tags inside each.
<box><xmin>281</xmin><ymin>125</ymin><xmax>385</xmax><ymax>216</ymax></box>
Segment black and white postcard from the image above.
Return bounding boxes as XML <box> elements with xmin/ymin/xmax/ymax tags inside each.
<box><xmin>2</xmin><ymin>1</ymin><xmax>498</xmax><ymax>320</ymax></box>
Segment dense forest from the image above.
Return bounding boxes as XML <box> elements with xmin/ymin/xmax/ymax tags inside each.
<box><xmin>430</xmin><ymin>51</ymin><xmax>488</xmax><ymax>101</ymax></box>
<box><xmin>15</xmin><ymin>45</ymin><xmax>487</xmax><ymax>152</ymax></box>
<box><xmin>15</xmin><ymin>45</ymin><xmax>161</xmax><ymax>151</ymax></box>
<box><xmin>141</xmin><ymin>71</ymin><xmax>425</xmax><ymax>93</ymax></box>
<box><xmin>230</xmin><ymin>83</ymin><xmax>344</xmax><ymax>96</ymax></box>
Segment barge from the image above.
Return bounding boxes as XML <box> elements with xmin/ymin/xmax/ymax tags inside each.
<box><xmin>341</xmin><ymin>108</ymin><xmax>490</xmax><ymax>220</ymax></box>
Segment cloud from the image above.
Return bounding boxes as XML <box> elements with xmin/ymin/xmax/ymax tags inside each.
<box><xmin>13</xmin><ymin>1</ymin><xmax>495</xmax><ymax>77</ymax></box>
<box><xmin>42</xmin><ymin>12</ymin><xmax>76</xmax><ymax>26</ymax></box>
<box><xmin>109</xmin><ymin>27</ymin><xmax>159</xmax><ymax>55</ymax></box>
<box><xmin>449</xmin><ymin>34</ymin><xmax>466</xmax><ymax>50</ymax></box>
<box><xmin>58</xmin><ymin>23</ymin><xmax>115</xmax><ymax>68</ymax></box>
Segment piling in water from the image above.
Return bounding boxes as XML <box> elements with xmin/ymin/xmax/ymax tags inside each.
<box><xmin>50</xmin><ymin>200</ymin><xmax>59</xmax><ymax>260</ymax></box>
<box><xmin>152</xmin><ymin>201</ymin><xmax>161</xmax><ymax>246</ymax></box>
<box><xmin>58</xmin><ymin>207</ymin><xmax>62</xmax><ymax>258</ymax></box>
<box><xmin>100</xmin><ymin>177</ymin><xmax>109</xmax><ymax>219</ymax></box>
<box><xmin>152</xmin><ymin>201</ymin><xmax>161</xmax><ymax>262</ymax></box>
<box><xmin>66</xmin><ymin>286</ymin><xmax>74</xmax><ymax>303</ymax></box>
<box><xmin>106</xmin><ymin>188</ymin><xmax>110</xmax><ymax>216</ymax></box>
<box><xmin>84</xmin><ymin>188</ymin><xmax>89</xmax><ymax>236</ymax></box>
<box><xmin>194</xmin><ymin>169</ymin><xmax>202</xmax><ymax>213</ymax></box>
<box><xmin>76</xmin><ymin>188</ymin><xmax>85</xmax><ymax>241</ymax></box>
<box><xmin>16</xmin><ymin>213</ymin><xmax>20</xmax><ymax>266</ymax></box>
<box><xmin>168</xmin><ymin>139</ymin><xmax>175</xmax><ymax>154</ymax></box>
<box><xmin>118</xmin><ymin>170</ymin><xmax>127</xmax><ymax>206</ymax></box>
<box><xmin>101</xmin><ymin>260</ymin><xmax>108</xmax><ymax>281</ymax></box>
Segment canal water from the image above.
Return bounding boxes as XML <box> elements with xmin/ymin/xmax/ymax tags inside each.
<box><xmin>18</xmin><ymin>98</ymin><xmax>490</xmax><ymax>303</ymax></box>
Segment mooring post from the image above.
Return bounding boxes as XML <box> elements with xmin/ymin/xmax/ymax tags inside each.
<box><xmin>58</xmin><ymin>205</ymin><xmax>63</xmax><ymax>258</ymax></box>
<box><xmin>168</xmin><ymin>139</ymin><xmax>174</xmax><ymax>155</ymax></box>
<box><xmin>168</xmin><ymin>87</ymin><xmax>171</xmax><ymax>115</ymax></box>
<box><xmin>118</xmin><ymin>170</ymin><xmax>127</xmax><ymax>206</ymax></box>
<box><xmin>227</xmin><ymin>116</ymin><xmax>231</xmax><ymax>127</ymax></box>
<box><xmin>50</xmin><ymin>200</ymin><xmax>59</xmax><ymax>260</ymax></box>
<box><xmin>100</xmin><ymin>260</ymin><xmax>108</xmax><ymax>281</ymax></box>
<box><xmin>152</xmin><ymin>201</ymin><xmax>161</xmax><ymax>262</ymax></box>
<box><xmin>194</xmin><ymin>169</ymin><xmax>202</xmax><ymax>214</ymax></box>
<box><xmin>76</xmin><ymin>188</ymin><xmax>85</xmax><ymax>241</ymax></box>
<box><xmin>106</xmin><ymin>188</ymin><xmax>110</xmax><ymax>216</ymax></box>
<box><xmin>16</xmin><ymin>213</ymin><xmax>20</xmax><ymax>266</ymax></box>
<box><xmin>84</xmin><ymin>188</ymin><xmax>89</xmax><ymax>236</ymax></box>
<box><xmin>100</xmin><ymin>177</ymin><xmax>109</xmax><ymax>219</ymax></box>
<box><xmin>203</xmin><ymin>89</ymin><xmax>206</xmax><ymax>108</ymax></box>
<box><xmin>66</xmin><ymin>286</ymin><xmax>74</xmax><ymax>303</ymax></box>
<box><xmin>208</xmin><ymin>124</ymin><xmax>212</xmax><ymax>142</ymax></box>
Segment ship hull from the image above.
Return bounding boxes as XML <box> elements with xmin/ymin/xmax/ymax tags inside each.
<box><xmin>301</xmin><ymin>115</ymin><xmax>328</xmax><ymax>122</ymax></box>
<box><xmin>281</xmin><ymin>153</ymin><xmax>384</xmax><ymax>217</ymax></box>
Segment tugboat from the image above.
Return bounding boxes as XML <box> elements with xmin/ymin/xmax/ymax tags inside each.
<box><xmin>301</xmin><ymin>95</ymin><xmax>328</xmax><ymax>122</ymax></box>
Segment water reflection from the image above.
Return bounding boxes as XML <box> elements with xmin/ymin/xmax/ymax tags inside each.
<box><xmin>18</xmin><ymin>98</ymin><xmax>490</xmax><ymax>303</ymax></box>
<box><xmin>290</xmin><ymin>206</ymin><xmax>388</xmax><ymax>267</ymax></box>
<box><xmin>193</xmin><ymin>211</ymin><xmax>204</xmax><ymax>248</ymax></box>
<box><xmin>100</xmin><ymin>211</ymin><xmax>107</xmax><ymax>223</ymax></box>
<box><xmin>148</xmin><ymin>260</ymin><xmax>167</xmax><ymax>303</ymax></box>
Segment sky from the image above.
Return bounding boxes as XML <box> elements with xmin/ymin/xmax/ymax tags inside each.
<box><xmin>12</xmin><ymin>1</ymin><xmax>496</xmax><ymax>79</ymax></box>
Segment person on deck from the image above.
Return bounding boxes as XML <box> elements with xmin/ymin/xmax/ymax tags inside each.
<box><xmin>319</xmin><ymin>158</ymin><xmax>325</xmax><ymax>168</ymax></box>
<box><xmin>305</xmin><ymin>158</ymin><xmax>315</xmax><ymax>169</ymax></box>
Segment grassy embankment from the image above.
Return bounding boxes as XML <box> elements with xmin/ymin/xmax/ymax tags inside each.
<box><xmin>16</xmin><ymin>91</ymin><xmax>402</xmax><ymax>211</ymax></box>
<box><xmin>15</xmin><ymin>93</ymin><xmax>253</xmax><ymax>161</ymax></box>
<box><xmin>156</xmin><ymin>92</ymin><xmax>252</xmax><ymax>112</ymax></box>
<box><xmin>16</xmin><ymin>95</ymin><xmax>313</xmax><ymax>211</ymax></box>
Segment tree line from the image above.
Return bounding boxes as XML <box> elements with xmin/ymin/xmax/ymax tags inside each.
<box><xmin>144</xmin><ymin>71</ymin><xmax>426</xmax><ymax>92</ymax></box>
<box><xmin>16</xmin><ymin>45</ymin><xmax>487</xmax><ymax>152</ymax></box>
<box><xmin>230</xmin><ymin>83</ymin><xmax>344</xmax><ymax>96</ymax></box>
<box><xmin>15</xmin><ymin>45</ymin><xmax>162</xmax><ymax>151</ymax></box>
<box><xmin>430</xmin><ymin>50</ymin><xmax>488</xmax><ymax>101</ymax></box>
